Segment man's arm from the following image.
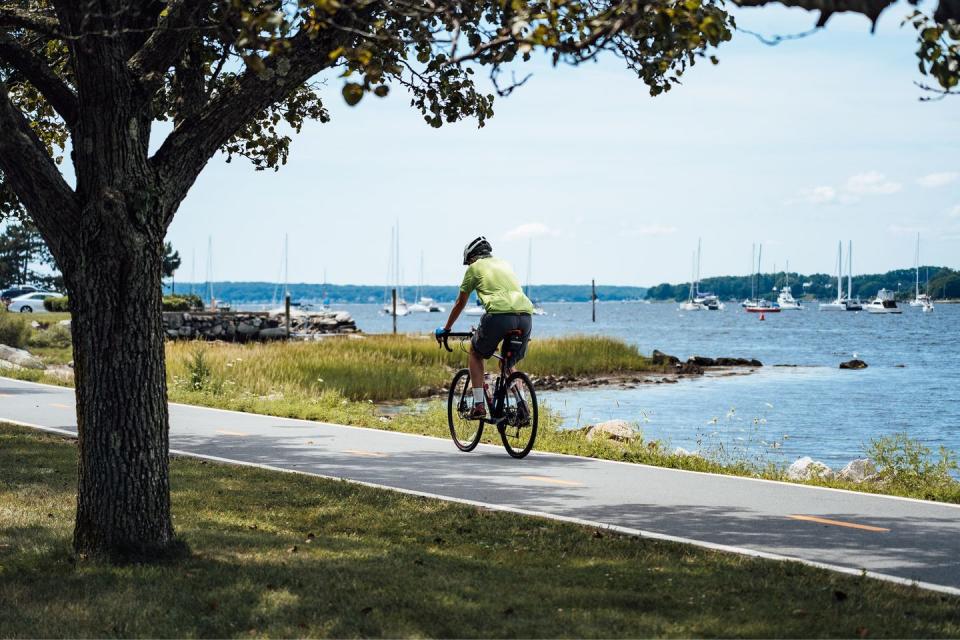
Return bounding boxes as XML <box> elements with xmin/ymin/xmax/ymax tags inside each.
<box><xmin>444</xmin><ymin>291</ymin><xmax>470</xmax><ymax>331</ymax></box>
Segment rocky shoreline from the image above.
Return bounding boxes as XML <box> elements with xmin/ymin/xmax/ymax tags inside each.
<box><xmin>531</xmin><ymin>350</ymin><xmax>762</xmax><ymax>392</ymax></box>
<box><xmin>162</xmin><ymin>309</ymin><xmax>359</xmax><ymax>341</ymax></box>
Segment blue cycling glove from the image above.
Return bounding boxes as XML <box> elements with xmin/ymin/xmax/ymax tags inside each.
<box><xmin>435</xmin><ymin>327</ymin><xmax>449</xmax><ymax>338</ymax></box>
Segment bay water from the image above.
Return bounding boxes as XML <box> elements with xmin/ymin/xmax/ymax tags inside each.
<box><xmin>334</xmin><ymin>301</ymin><xmax>959</xmax><ymax>469</ymax></box>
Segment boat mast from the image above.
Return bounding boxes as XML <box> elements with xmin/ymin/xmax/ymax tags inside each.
<box><xmin>757</xmin><ymin>244</ymin><xmax>763</xmax><ymax>300</ymax></box>
<box><xmin>688</xmin><ymin>251</ymin><xmax>696</xmax><ymax>302</ymax></box>
<box><xmin>915</xmin><ymin>232</ymin><xmax>920</xmax><ymax>300</ymax></box>
<box><xmin>696</xmin><ymin>237</ymin><xmax>702</xmax><ymax>297</ymax></box>
<box><xmin>847</xmin><ymin>240</ymin><xmax>853</xmax><ymax>301</ymax></box>
<box><xmin>835</xmin><ymin>240</ymin><xmax>842</xmax><ymax>304</ymax></box>
<box><xmin>750</xmin><ymin>243</ymin><xmax>756</xmax><ymax>302</ymax></box>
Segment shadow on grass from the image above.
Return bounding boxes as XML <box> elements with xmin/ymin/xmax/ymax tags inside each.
<box><xmin>3</xmin><ymin>425</ymin><xmax>960</xmax><ymax>638</ymax></box>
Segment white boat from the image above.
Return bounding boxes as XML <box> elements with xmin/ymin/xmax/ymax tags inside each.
<box><xmin>865</xmin><ymin>289</ymin><xmax>902</xmax><ymax>314</ymax></box>
<box><xmin>681</xmin><ymin>239</ymin><xmax>723</xmax><ymax>311</ymax></box>
<box><xmin>922</xmin><ymin>300</ymin><xmax>935</xmax><ymax>313</ymax></box>
<box><xmin>843</xmin><ymin>240</ymin><xmax>862</xmax><ymax>311</ymax></box>
<box><xmin>819</xmin><ymin>241</ymin><xmax>848</xmax><ymax>311</ymax></box>
<box><xmin>776</xmin><ymin>261</ymin><xmax>803</xmax><ymax>310</ymax></box>
<box><xmin>908</xmin><ymin>233</ymin><xmax>933</xmax><ymax>308</ymax></box>
<box><xmin>744</xmin><ymin>243</ymin><xmax>779</xmax><ymax>312</ymax></box>
<box><xmin>464</xmin><ymin>301</ymin><xmax>485</xmax><ymax>316</ymax></box>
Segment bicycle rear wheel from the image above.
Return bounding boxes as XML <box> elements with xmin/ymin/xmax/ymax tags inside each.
<box><xmin>447</xmin><ymin>369</ymin><xmax>483</xmax><ymax>452</ymax></box>
<box><xmin>499</xmin><ymin>371</ymin><xmax>538</xmax><ymax>459</ymax></box>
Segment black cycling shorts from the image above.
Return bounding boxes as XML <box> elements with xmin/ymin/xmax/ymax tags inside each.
<box><xmin>472</xmin><ymin>312</ymin><xmax>532</xmax><ymax>362</ymax></box>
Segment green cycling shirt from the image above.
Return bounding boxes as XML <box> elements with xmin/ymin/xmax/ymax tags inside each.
<box><xmin>460</xmin><ymin>256</ymin><xmax>535</xmax><ymax>315</ymax></box>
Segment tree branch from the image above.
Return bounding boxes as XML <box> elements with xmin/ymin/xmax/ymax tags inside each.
<box><xmin>0</xmin><ymin>33</ymin><xmax>78</xmax><ymax>127</ymax></box>
<box><xmin>0</xmin><ymin>81</ymin><xmax>78</xmax><ymax>260</ymax></box>
<box><xmin>127</xmin><ymin>0</ymin><xmax>213</xmax><ymax>81</ymax></box>
<box><xmin>732</xmin><ymin>0</ymin><xmax>897</xmax><ymax>27</ymax></box>
<box><xmin>151</xmin><ymin>31</ymin><xmax>347</xmax><ymax>225</ymax></box>
<box><xmin>0</xmin><ymin>6</ymin><xmax>62</xmax><ymax>37</ymax></box>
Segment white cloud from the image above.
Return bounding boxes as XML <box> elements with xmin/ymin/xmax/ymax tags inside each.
<box><xmin>951</xmin><ymin>204</ymin><xmax>960</xmax><ymax>218</ymax></box>
<box><xmin>845</xmin><ymin>171</ymin><xmax>902</xmax><ymax>195</ymax></box>
<box><xmin>797</xmin><ymin>185</ymin><xmax>837</xmax><ymax>205</ymax></box>
<box><xmin>628</xmin><ymin>224</ymin><xmax>678</xmax><ymax>237</ymax></box>
<box><xmin>917</xmin><ymin>172</ymin><xmax>959</xmax><ymax>188</ymax></box>
<box><xmin>503</xmin><ymin>222</ymin><xmax>558</xmax><ymax>241</ymax></box>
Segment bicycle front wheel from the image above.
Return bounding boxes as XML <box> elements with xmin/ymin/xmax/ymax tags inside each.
<box><xmin>499</xmin><ymin>371</ymin><xmax>538</xmax><ymax>459</ymax></box>
<box><xmin>448</xmin><ymin>369</ymin><xmax>483</xmax><ymax>452</ymax></box>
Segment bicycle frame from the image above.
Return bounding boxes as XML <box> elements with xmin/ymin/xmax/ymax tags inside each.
<box><xmin>439</xmin><ymin>331</ymin><xmax>515</xmax><ymax>426</ymax></box>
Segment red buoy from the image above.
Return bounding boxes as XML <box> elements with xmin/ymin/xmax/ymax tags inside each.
<box><xmin>759</xmin><ymin>312</ymin><xmax>766</xmax><ymax>321</ymax></box>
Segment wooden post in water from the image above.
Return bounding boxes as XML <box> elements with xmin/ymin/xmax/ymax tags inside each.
<box><xmin>592</xmin><ymin>279</ymin><xmax>596</xmax><ymax>322</ymax></box>
<box><xmin>392</xmin><ymin>288</ymin><xmax>398</xmax><ymax>335</ymax></box>
<box><xmin>285</xmin><ymin>294</ymin><xmax>291</xmax><ymax>339</ymax></box>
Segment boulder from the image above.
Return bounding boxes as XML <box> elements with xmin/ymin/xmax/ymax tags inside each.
<box><xmin>236</xmin><ymin>322</ymin><xmax>258</xmax><ymax>336</ymax></box>
<box><xmin>259</xmin><ymin>327</ymin><xmax>288</xmax><ymax>339</ymax></box>
<box><xmin>787</xmin><ymin>456</ymin><xmax>834</xmax><ymax>480</ymax></box>
<box><xmin>676</xmin><ymin>361</ymin><xmax>703</xmax><ymax>375</ymax></box>
<box><xmin>45</xmin><ymin>365</ymin><xmax>74</xmax><ymax>383</ymax></box>
<box><xmin>58</xmin><ymin>319</ymin><xmax>71</xmax><ymax>327</ymax></box>
<box><xmin>0</xmin><ymin>344</ymin><xmax>46</xmax><ymax>370</ymax></box>
<box><xmin>673</xmin><ymin>446</ymin><xmax>700</xmax><ymax>458</ymax></box>
<box><xmin>584</xmin><ymin>420</ymin><xmax>636</xmax><ymax>443</ymax></box>
<box><xmin>839</xmin><ymin>359</ymin><xmax>868</xmax><ymax>370</ymax></box>
<box><xmin>838</xmin><ymin>458</ymin><xmax>877</xmax><ymax>483</ymax></box>
<box><xmin>651</xmin><ymin>349</ymin><xmax>680</xmax><ymax>366</ymax></box>
<box><xmin>0</xmin><ymin>358</ymin><xmax>23</xmax><ymax>371</ymax></box>
<box><xmin>688</xmin><ymin>356</ymin><xmax>717</xmax><ymax>367</ymax></box>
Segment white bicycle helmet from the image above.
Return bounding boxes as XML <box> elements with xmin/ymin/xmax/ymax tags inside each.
<box><xmin>463</xmin><ymin>236</ymin><xmax>492</xmax><ymax>265</ymax></box>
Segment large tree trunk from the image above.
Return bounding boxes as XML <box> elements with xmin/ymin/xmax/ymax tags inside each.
<box><xmin>66</xmin><ymin>204</ymin><xmax>177</xmax><ymax>560</ymax></box>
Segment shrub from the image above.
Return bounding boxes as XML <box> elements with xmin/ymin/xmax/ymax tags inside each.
<box><xmin>43</xmin><ymin>296</ymin><xmax>69</xmax><ymax>312</ymax></box>
<box><xmin>28</xmin><ymin>323</ymin><xmax>72</xmax><ymax>349</ymax></box>
<box><xmin>0</xmin><ymin>313</ymin><xmax>31</xmax><ymax>348</ymax></box>
<box><xmin>163</xmin><ymin>294</ymin><xmax>203</xmax><ymax>311</ymax></box>
<box><xmin>866</xmin><ymin>433</ymin><xmax>959</xmax><ymax>496</ymax></box>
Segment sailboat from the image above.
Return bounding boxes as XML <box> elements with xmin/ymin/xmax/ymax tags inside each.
<box><xmin>744</xmin><ymin>243</ymin><xmax>780</xmax><ymax>312</ymax></box>
<box><xmin>680</xmin><ymin>239</ymin><xmax>722</xmax><ymax>311</ymax></box>
<box><xmin>776</xmin><ymin>260</ymin><xmax>803</xmax><ymax>310</ymax></box>
<box><xmin>679</xmin><ymin>250</ymin><xmax>705</xmax><ymax>311</ymax></box>
<box><xmin>909</xmin><ymin>233</ymin><xmax>933</xmax><ymax>308</ymax></box>
<box><xmin>525</xmin><ymin>240</ymin><xmax>546</xmax><ymax>316</ymax></box>
<box><xmin>408</xmin><ymin>252</ymin><xmax>445</xmax><ymax>313</ymax></box>
<box><xmin>382</xmin><ymin>225</ymin><xmax>409</xmax><ymax>317</ymax></box>
<box><xmin>819</xmin><ymin>241</ymin><xmax>846</xmax><ymax>311</ymax></box>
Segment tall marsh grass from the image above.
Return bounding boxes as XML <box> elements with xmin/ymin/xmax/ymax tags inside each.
<box><xmin>165</xmin><ymin>334</ymin><xmax>657</xmax><ymax>402</ymax></box>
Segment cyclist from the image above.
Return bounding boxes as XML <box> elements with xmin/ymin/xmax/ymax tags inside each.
<box><xmin>436</xmin><ymin>236</ymin><xmax>534</xmax><ymax>419</ymax></box>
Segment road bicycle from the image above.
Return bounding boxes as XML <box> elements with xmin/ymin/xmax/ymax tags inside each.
<box><xmin>436</xmin><ymin>329</ymin><xmax>538</xmax><ymax>458</ymax></box>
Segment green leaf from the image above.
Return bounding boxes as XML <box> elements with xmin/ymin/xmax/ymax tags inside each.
<box><xmin>342</xmin><ymin>83</ymin><xmax>364</xmax><ymax>106</ymax></box>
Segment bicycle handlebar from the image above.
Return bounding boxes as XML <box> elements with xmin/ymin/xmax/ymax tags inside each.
<box><xmin>436</xmin><ymin>330</ymin><xmax>474</xmax><ymax>352</ymax></box>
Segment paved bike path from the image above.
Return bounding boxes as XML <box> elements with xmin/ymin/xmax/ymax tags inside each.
<box><xmin>3</xmin><ymin>376</ymin><xmax>959</xmax><ymax>595</ymax></box>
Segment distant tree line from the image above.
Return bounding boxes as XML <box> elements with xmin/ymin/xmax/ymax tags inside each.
<box><xmin>0</xmin><ymin>220</ymin><xmax>62</xmax><ymax>290</ymax></box>
<box><xmin>163</xmin><ymin>283</ymin><xmax>649</xmax><ymax>305</ymax></box>
<box><xmin>645</xmin><ymin>267</ymin><xmax>959</xmax><ymax>302</ymax></box>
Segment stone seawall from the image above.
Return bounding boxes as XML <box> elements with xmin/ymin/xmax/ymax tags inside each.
<box><xmin>162</xmin><ymin>310</ymin><xmax>358</xmax><ymax>341</ymax></box>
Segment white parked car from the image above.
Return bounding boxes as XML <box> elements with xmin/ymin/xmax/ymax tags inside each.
<box><xmin>7</xmin><ymin>291</ymin><xmax>61</xmax><ymax>313</ymax></box>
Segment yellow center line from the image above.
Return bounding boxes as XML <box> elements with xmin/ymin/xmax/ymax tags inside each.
<box><xmin>343</xmin><ymin>449</ymin><xmax>388</xmax><ymax>458</ymax></box>
<box><xmin>788</xmin><ymin>514</ymin><xmax>890</xmax><ymax>533</ymax></box>
<box><xmin>215</xmin><ymin>430</ymin><xmax>249</xmax><ymax>437</ymax></box>
<box><xmin>49</xmin><ymin>403</ymin><xmax>71</xmax><ymax>409</ymax></box>
<box><xmin>521</xmin><ymin>475</ymin><xmax>584</xmax><ymax>487</ymax></box>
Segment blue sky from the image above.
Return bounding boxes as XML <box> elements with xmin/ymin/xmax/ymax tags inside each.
<box><xmin>165</xmin><ymin>2</ymin><xmax>960</xmax><ymax>287</ymax></box>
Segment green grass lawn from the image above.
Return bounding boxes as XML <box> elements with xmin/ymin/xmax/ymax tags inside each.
<box><xmin>2</xmin><ymin>423</ymin><xmax>959</xmax><ymax>638</ymax></box>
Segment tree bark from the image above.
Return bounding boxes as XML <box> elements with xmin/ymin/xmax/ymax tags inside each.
<box><xmin>67</xmin><ymin>209</ymin><xmax>177</xmax><ymax>560</ymax></box>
